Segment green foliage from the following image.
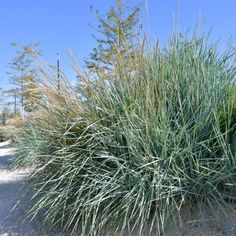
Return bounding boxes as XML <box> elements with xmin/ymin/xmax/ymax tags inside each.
<box><xmin>12</xmin><ymin>34</ymin><xmax>236</xmax><ymax>235</ymax></box>
<box><xmin>220</xmin><ymin>85</ymin><xmax>236</xmax><ymax>155</ymax></box>
<box><xmin>86</xmin><ymin>0</ymin><xmax>141</xmax><ymax>71</ymax></box>
<box><xmin>0</xmin><ymin>127</ymin><xmax>8</xmax><ymax>142</ymax></box>
<box><xmin>8</xmin><ymin>42</ymin><xmax>41</xmax><ymax>112</ymax></box>
<box><xmin>0</xmin><ymin>125</ymin><xmax>18</xmax><ymax>142</ymax></box>
<box><xmin>23</xmin><ymin>74</ymin><xmax>42</xmax><ymax>112</ymax></box>
<box><xmin>227</xmin><ymin>86</ymin><xmax>236</xmax><ymax>125</ymax></box>
<box><xmin>0</xmin><ymin>107</ymin><xmax>15</xmax><ymax>125</ymax></box>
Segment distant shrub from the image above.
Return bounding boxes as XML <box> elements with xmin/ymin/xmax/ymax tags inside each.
<box><xmin>13</xmin><ymin>34</ymin><xmax>236</xmax><ymax>235</ymax></box>
<box><xmin>0</xmin><ymin>115</ymin><xmax>24</xmax><ymax>143</ymax></box>
<box><xmin>0</xmin><ymin>127</ymin><xmax>8</xmax><ymax>142</ymax></box>
<box><xmin>7</xmin><ymin>115</ymin><xmax>23</xmax><ymax>128</ymax></box>
<box><xmin>0</xmin><ymin>125</ymin><xmax>17</xmax><ymax>142</ymax></box>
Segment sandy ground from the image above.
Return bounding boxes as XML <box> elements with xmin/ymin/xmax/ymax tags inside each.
<box><xmin>0</xmin><ymin>141</ymin><xmax>64</xmax><ymax>236</ymax></box>
<box><xmin>0</xmin><ymin>140</ymin><xmax>236</xmax><ymax>236</ymax></box>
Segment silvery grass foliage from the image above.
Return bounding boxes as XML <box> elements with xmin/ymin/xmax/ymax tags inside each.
<box><xmin>12</xmin><ymin>33</ymin><xmax>236</xmax><ymax>236</ymax></box>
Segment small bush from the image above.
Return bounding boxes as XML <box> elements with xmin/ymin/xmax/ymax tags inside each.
<box><xmin>13</xmin><ymin>34</ymin><xmax>236</xmax><ymax>235</ymax></box>
<box><xmin>0</xmin><ymin>125</ymin><xmax>18</xmax><ymax>142</ymax></box>
<box><xmin>0</xmin><ymin>115</ymin><xmax>23</xmax><ymax>142</ymax></box>
<box><xmin>0</xmin><ymin>127</ymin><xmax>8</xmax><ymax>142</ymax></box>
<box><xmin>7</xmin><ymin>115</ymin><xmax>23</xmax><ymax>128</ymax></box>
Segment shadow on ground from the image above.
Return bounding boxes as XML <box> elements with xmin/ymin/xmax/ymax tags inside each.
<box><xmin>0</xmin><ymin>144</ymin><xmax>65</xmax><ymax>236</ymax></box>
<box><xmin>0</xmin><ymin>150</ymin><xmax>11</xmax><ymax>170</ymax></box>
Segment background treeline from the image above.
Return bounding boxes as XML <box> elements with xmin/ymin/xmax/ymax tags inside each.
<box><xmin>0</xmin><ymin>0</ymin><xmax>141</xmax><ymax>139</ymax></box>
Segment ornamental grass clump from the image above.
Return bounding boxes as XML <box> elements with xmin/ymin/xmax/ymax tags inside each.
<box><xmin>13</xmin><ymin>34</ymin><xmax>236</xmax><ymax>236</ymax></box>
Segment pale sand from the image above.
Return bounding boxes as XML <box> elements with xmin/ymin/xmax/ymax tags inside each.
<box><xmin>0</xmin><ymin>141</ymin><xmax>63</xmax><ymax>236</ymax></box>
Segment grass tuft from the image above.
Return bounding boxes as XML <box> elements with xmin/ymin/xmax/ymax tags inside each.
<box><xmin>12</xmin><ymin>33</ymin><xmax>236</xmax><ymax>235</ymax></box>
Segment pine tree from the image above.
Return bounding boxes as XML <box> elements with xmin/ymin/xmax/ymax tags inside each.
<box><xmin>8</xmin><ymin>42</ymin><xmax>41</xmax><ymax>114</ymax></box>
<box><xmin>5</xmin><ymin>88</ymin><xmax>19</xmax><ymax>115</ymax></box>
<box><xmin>86</xmin><ymin>0</ymin><xmax>141</xmax><ymax>72</ymax></box>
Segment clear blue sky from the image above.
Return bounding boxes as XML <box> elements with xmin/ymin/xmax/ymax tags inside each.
<box><xmin>0</xmin><ymin>0</ymin><xmax>236</xmax><ymax>89</ymax></box>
